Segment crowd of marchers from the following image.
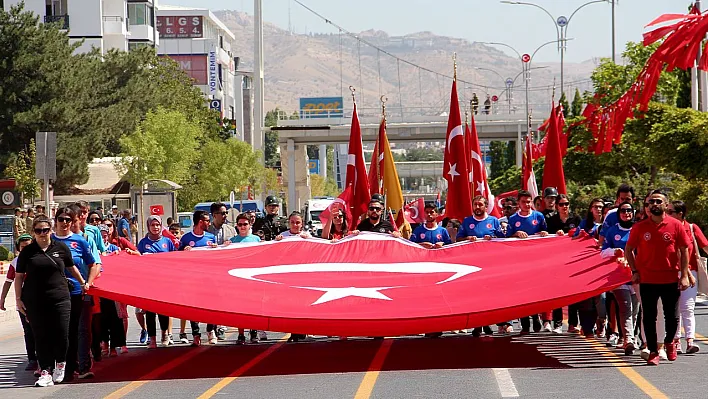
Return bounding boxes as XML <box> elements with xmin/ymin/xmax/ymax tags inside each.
<box><xmin>1</xmin><ymin>184</ymin><xmax>707</xmax><ymax>387</ymax></box>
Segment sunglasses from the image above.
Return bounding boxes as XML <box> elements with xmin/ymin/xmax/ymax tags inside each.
<box><xmin>34</xmin><ymin>227</ymin><xmax>51</xmax><ymax>235</ymax></box>
<box><xmin>213</xmin><ymin>211</ymin><xmax>228</xmax><ymax>216</ymax></box>
<box><xmin>369</xmin><ymin>207</ymin><xmax>383</xmax><ymax>212</ymax></box>
<box><xmin>201</xmin><ymin>219</ymin><xmax>211</xmax><ymax>223</ymax></box>
<box><xmin>557</xmin><ymin>202</ymin><xmax>570</xmax><ymax>207</ymax></box>
<box><xmin>237</xmin><ymin>223</ymin><xmax>250</xmax><ymax>227</ymax></box>
<box><xmin>104</xmin><ymin>223</ymin><xmax>113</xmax><ymax>227</ymax></box>
<box><xmin>332</xmin><ymin>214</ymin><xmax>343</xmax><ymax>219</ymax></box>
<box><xmin>647</xmin><ymin>199</ymin><xmax>664</xmax><ymax>205</ymax></box>
<box><xmin>89</xmin><ymin>218</ymin><xmax>101</xmax><ymax>222</ymax></box>
<box><xmin>619</xmin><ymin>208</ymin><xmax>633</xmax><ymax>214</ymax></box>
<box><xmin>57</xmin><ymin>216</ymin><xmax>72</xmax><ymax>223</ymax></box>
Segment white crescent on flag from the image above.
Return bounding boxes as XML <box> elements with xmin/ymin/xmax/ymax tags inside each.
<box><xmin>447</xmin><ymin>125</ymin><xmax>464</xmax><ymax>149</ymax></box>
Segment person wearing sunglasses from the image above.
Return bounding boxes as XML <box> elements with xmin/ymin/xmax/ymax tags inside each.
<box><xmin>625</xmin><ymin>190</ymin><xmax>693</xmax><ymax>366</ymax></box>
<box><xmin>227</xmin><ymin>214</ymin><xmax>262</xmax><ymax>344</ymax></box>
<box><xmin>545</xmin><ymin>194</ymin><xmax>580</xmax><ymax>237</ymax></box>
<box><xmin>73</xmin><ymin>201</ymin><xmax>106</xmax><ymax>256</ymax></box>
<box><xmin>321</xmin><ymin>207</ymin><xmax>349</xmax><ymax>242</ymax></box>
<box><xmin>352</xmin><ymin>199</ymin><xmax>402</xmax><ymax>237</ymax></box>
<box><xmin>207</xmin><ymin>202</ymin><xmax>237</xmax><ymax>245</ymax></box>
<box><xmin>15</xmin><ymin>215</ymin><xmax>91</xmax><ymax>386</ymax></box>
<box><xmin>599</xmin><ymin>184</ymin><xmax>635</xmax><ymax>248</ymax></box>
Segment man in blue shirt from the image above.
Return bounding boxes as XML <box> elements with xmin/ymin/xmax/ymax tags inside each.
<box><xmin>117</xmin><ymin>209</ymin><xmax>131</xmax><ymax>240</ymax></box>
<box><xmin>410</xmin><ymin>202</ymin><xmax>451</xmax><ymax>248</ymax></box>
<box><xmin>180</xmin><ymin>211</ymin><xmax>218</xmax><ymax>346</ymax></box>
<box><xmin>506</xmin><ymin>190</ymin><xmax>549</xmax><ymax>239</ymax></box>
<box><xmin>457</xmin><ymin>196</ymin><xmax>504</xmax><ymax>241</ymax></box>
<box><xmin>230</xmin><ymin>214</ymin><xmax>262</xmax><ymax>243</ymax></box>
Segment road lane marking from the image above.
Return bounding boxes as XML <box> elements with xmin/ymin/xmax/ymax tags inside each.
<box><xmin>584</xmin><ymin>338</ymin><xmax>668</xmax><ymax>399</ymax></box>
<box><xmin>695</xmin><ymin>333</ymin><xmax>707</xmax><ymax>344</ymax></box>
<box><xmin>196</xmin><ymin>334</ymin><xmax>290</xmax><ymax>399</ymax></box>
<box><xmin>103</xmin><ymin>346</ymin><xmax>207</xmax><ymax>399</ymax></box>
<box><xmin>493</xmin><ymin>368</ymin><xmax>519</xmax><ymax>398</ymax></box>
<box><xmin>354</xmin><ymin>338</ymin><xmax>393</xmax><ymax>399</ymax></box>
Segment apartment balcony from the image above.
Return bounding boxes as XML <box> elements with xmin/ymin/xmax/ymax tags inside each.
<box><xmin>103</xmin><ymin>16</ymin><xmax>129</xmax><ymax>36</ymax></box>
<box><xmin>44</xmin><ymin>15</ymin><xmax>70</xmax><ymax>30</ymax></box>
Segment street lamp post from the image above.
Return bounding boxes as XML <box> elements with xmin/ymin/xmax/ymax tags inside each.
<box><xmin>474</xmin><ymin>67</ymin><xmax>513</xmax><ymax>113</ymax></box>
<box><xmin>501</xmin><ymin>0</ymin><xmax>608</xmax><ymax>97</ymax></box>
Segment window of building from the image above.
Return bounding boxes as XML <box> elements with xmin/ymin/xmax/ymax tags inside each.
<box><xmin>229</xmin><ymin>106</ymin><xmax>235</xmax><ymax>120</ymax></box>
<box><xmin>128</xmin><ymin>41</ymin><xmax>151</xmax><ymax>51</ymax></box>
<box><xmin>147</xmin><ymin>5</ymin><xmax>154</xmax><ymax>27</ymax></box>
<box><xmin>127</xmin><ymin>3</ymin><xmax>146</xmax><ymax>25</ymax></box>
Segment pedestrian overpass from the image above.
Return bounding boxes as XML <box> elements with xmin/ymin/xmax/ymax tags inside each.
<box><xmin>272</xmin><ymin>108</ymin><xmax>547</xmax><ymax>212</ymax></box>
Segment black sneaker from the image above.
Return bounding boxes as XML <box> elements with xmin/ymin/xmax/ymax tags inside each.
<box><xmin>78</xmin><ymin>370</ymin><xmax>94</xmax><ymax>379</ymax></box>
<box><xmin>216</xmin><ymin>327</ymin><xmax>227</xmax><ymax>341</ymax></box>
<box><xmin>237</xmin><ymin>334</ymin><xmax>246</xmax><ymax>345</ymax></box>
<box><xmin>471</xmin><ymin>328</ymin><xmax>482</xmax><ymax>337</ymax></box>
<box><xmin>249</xmin><ymin>330</ymin><xmax>258</xmax><ymax>343</ymax></box>
<box><xmin>25</xmin><ymin>360</ymin><xmax>38</xmax><ymax>371</ymax></box>
<box><xmin>483</xmin><ymin>326</ymin><xmax>494</xmax><ymax>335</ymax></box>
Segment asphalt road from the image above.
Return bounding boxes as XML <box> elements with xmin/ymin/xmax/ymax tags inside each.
<box><xmin>1</xmin><ymin>299</ymin><xmax>706</xmax><ymax>399</ymax></box>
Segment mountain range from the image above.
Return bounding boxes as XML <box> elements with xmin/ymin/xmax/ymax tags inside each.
<box><xmin>213</xmin><ymin>10</ymin><xmax>600</xmax><ymax>115</ymax></box>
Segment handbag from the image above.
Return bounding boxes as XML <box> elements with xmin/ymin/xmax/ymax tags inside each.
<box><xmin>689</xmin><ymin>224</ymin><xmax>708</xmax><ymax>295</ymax></box>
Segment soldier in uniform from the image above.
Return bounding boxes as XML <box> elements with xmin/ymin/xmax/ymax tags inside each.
<box><xmin>252</xmin><ymin>196</ymin><xmax>288</xmax><ymax>241</ymax></box>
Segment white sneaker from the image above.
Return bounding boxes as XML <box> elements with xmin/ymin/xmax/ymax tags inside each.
<box><xmin>542</xmin><ymin>322</ymin><xmax>552</xmax><ymax>332</ymax></box>
<box><xmin>35</xmin><ymin>370</ymin><xmax>54</xmax><ymax>387</ymax></box>
<box><xmin>606</xmin><ymin>334</ymin><xmax>619</xmax><ymax>347</ymax></box>
<box><xmin>640</xmin><ymin>348</ymin><xmax>650</xmax><ymax>360</ymax></box>
<box><xmin>161</xmin><ymin>334</ymin><xmax>170</xmax><ymax>347</ymax></box>
<box><xmin>552</xmin><ymin>326</ymin><xmax>563</xmax><ymax>334</ymax></box>
<box><xmin>258</xmin><ymin>331</ymin><xmax>268</xmax><ymax>341</ymax></box>
<box><xmin>658</xmin><ymin>348</ymin><xmax>668</xmax><ymax>361</ymax></box>
<box><xmin>207</xmin><ymin>331</ymin><xmax>217</xmax><ymax>345</ymax></box>
<box><xmin>52</xmin><ymin>362</ymin><xmax>66</xmax><ymax>384</ymax></box>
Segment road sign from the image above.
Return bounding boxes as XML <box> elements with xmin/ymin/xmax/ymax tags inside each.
<box><xmin>35</xmin><ymin>132</ymin><xmax>57</xmax><ymax>181</ymax></box>
<box><xmin>557</xmin><ymin>16</ymin><xmax>568</xmax><ymax>27</ymax></box>
<box><xmin>308</xmin><ymin>159</ymin><xmax>320</xmax><ymax>174</ymax></box>
<box><xmin>505</xmin><ymin>78</ymin><xmax>514</xmax><ymax>86</ymax></box>
<box><xmin>209</xmin><ymin>99</ymin><xmax>222</xmax><ymax>111</ymax></box>
<box><xmin>522</xmin><ymin>54</ymin><xmax>531</xmax><ymax>63</ymax></box>
<box><xmin>491</xmin><ymin>95</ymin><xmax>499</xmax><ymax>102</ymax></box>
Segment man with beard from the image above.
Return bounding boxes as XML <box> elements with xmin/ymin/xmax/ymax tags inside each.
<box><xmin>625</xmin><ymin>190</ymin><xmax>692</xmax><ymax>365</ymax></box>
<box><xmin>354</xmin><ymin>199</ymin><xmax>401</xmax><ymax>237</ymax></box>
<box><xmin>457</xmin><ymin>196</ymin><xmax>504</xmax><ymax>241</ymax></box>
<box><xmin>409</xmin><ymin>203</ymin><xmax>451</xmax><ymax>248</ymax></box>
<box><xmin>252</xmin><ymin>196</ymin><xmax>287</xmax><ymax>241</ymax></box>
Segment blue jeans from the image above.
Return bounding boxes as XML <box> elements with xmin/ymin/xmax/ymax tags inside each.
<box><xmin>78</xmin><ymin>295</ymin><xmax>94</xmax><ymax>373</ymax></box>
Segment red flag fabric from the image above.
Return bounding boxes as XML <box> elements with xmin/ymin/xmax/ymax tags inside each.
<box><xmin>442</xmin><ymin>79</ymin><xmax>473</xmax><ymax>220</ymax></box>
<box><xmin>403</xmin><ymin>198</ymin><xmax>425</xmax><ymax>224</ymax></box>
<box><xmin>388</xmin><ymin>209</ymin><xmax>400</xmax><ymax>232</ymax></box>
<box><xmin>346</xmin><ymin>103</ymin><xmax>371</xmax><ymax>222</ymax></box>
<box><xmin>541</xmin><ymin>104</ymin><xmax>567</xmax><ymax>195</ymax></box>
<box><xmin>149</xmin><ymin>204</ymin><xmax>165</xmax><ymax>215</ymax></box>
<box><xmin>94</xmin><ymin>234</ymin><xmax>629</xmax><ymax>337</ymax></box>
<box><xmin>466</xmin><ymin>114</ymin><xmax>499</xmax><ymax>217</ymax></box>
<box><xmin>492</xmin><ymin>190</ymin><xmax>519</xmax><ymax>217</ymax></box>
<box><xmin>318</xmin><ymin>186</ymin><xmax>354</xmax><ymax>232</ymax></box>
<box><xmin>521</xmin><ymin>136</ymin><xmax>539</xmax><ymax>199</ymax></box>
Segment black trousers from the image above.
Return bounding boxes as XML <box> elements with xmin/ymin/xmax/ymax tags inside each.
<box><xmin>65</xmin><ymin>295</ymin><xmax>83</xmax><ymax>376</ymax></box>
<box><xmin>189</xmin><ymin>321</ymin><xmax>216</xmax><ymax>338</ymax></box>
<box><xmin>640</xmin><ymin>282</ymin><xmax>680</xmax><ymax>354</ymax></box>
<box><xmin>25</xmin><ymin>297</ymin><xmax>71</xmax><ymax>371</ymax></box>
<box><xmin>146</xmin><ymin>312</ymin><xmax>170</xmax><ymax>338</ymax></box>
<box><xmin>520</xmin><ymin>314</ymin><xmax>542</xmax><ymax>332</ymax></box>
<box><xmin>100</xmin><ymin>298</ymin><xmax>126</xmax><ymax>348</ymax></box>
<box><xmin>18</xmin><ymin>311</ymin><xmax>37</xmax><ymax>362</ymax></box>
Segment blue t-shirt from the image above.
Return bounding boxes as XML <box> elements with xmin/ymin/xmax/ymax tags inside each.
<box><xmin>117</xmin><ymin>217</ymin><xmax>130</xmax><ymax>238</ymax></box>
<box><xmin>506</xmin><ymin>211</ymin><xmax>547</xmax><ymax>237</ymax></box>
<box><xmin>82</xmin><ymin>232</ymin><xmax>102</xmax><ymax>266</ymax></box>
<box><xmin>53</xmin><ymin>233</ymin><xmax>96</xmax><ymax>296</ymax></box>
<box><xmin>84</xmin><ymin>224</ymin><xmax>106</xmax><ymax>253</ymax></box>
<box><xmin>457</xmin><ymin>215</ymin><xmax>504</xmax><ymax>239</ymax></box>
<box><xmin>180</xmin><ymin>231</ymin><xmax>217</xmax><ymax>249</ymax></box>
<box><xmin>410</xmin><ymin>225</ymin><xmax>452</xmax><ymax>245</ymax></box>
<box><xmin>601</xmin><ymin>224</ymin><xmax>631</xmax><ymax>252</ymax></box>
<box><xmin>573</xmin><ymin>219</ymin><xmax>601</xmax><ymax>238</ymax></box>
<box><xmin>105</xmin><ymin>242</ymin><xmax>121</xmax><ymax>254</ymax></box>
<box><xmin>230</xmin><ymin>234</ymin><xmax>261</xmax><ymax>243</ymax></box>
<box><xmin>599</xmin><ymin>208</ymin><xmax>619</xmax><ymax>238</ymax></box>
<box><xmin>138</xmin><ymin>236</ymin><xmax>176</xmax><ymax>254</ymax></box>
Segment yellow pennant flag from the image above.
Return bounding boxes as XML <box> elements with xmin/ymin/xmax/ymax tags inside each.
<box><xmin>380</xmin><ymin>118</ymin><xmax>412</xmax><ymax>239</ymax></box>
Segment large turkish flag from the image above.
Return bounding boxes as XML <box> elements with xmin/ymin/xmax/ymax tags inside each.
<box><xmin>93</xmin><ymin>234</ymin><xmax>628</xmax><ymax>337</ymax></box>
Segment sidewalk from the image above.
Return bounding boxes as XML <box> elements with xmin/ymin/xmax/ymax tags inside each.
<box><xmin>0</xmin><ymin>260</ymin><xmax>19</xmax><ymax>327</ymax></box>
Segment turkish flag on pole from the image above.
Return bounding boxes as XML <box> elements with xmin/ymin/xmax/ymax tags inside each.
<box><xmin>541</xmin><ymin>104</ymin><xmax>567</xmax><ymax>195</ymax></box>
<box><xmin>442</xmin><ymin>79</ymin><xmax>473</xmax><ymax>220</ymax></box>
<box><xmin>404</xmin><ymin>198</ymin><xmax>425</xmax><ymax>224</ymax></box>
<box><xmin>346</xmin><ymin>102</ymin><xmax>371</xmax><ymax>222</ymax></box>
<box><xmin>522</xmin><ymin>136</ymin><xmax>539</xmax><ymax>199</ymax></box>
<box><xmin>380</xmin><ymin>117</ymin><xmax>410</xmax><ymax>234</ymax></box>
<box><xmin>467</xmin><ymin>114</ymin><xmax>499</xmax><ymax>217</ymax></box>
<box><xmin>492</xmin><ymin>190</ymin><xmax>519</xmax><ymax>217</ymax></box>
<box><xmin>367</xmin><ymin>120</ymin><xmax>385</xmax><ymax>197</ymax></box>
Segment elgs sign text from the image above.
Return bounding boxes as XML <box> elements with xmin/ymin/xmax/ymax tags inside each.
<box><xmin>157</xmin><ymin>16</ymin><xmax>203</xmax><ymax>38</ymax></box>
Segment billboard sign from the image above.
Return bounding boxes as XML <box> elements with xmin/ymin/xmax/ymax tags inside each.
<box><xmin>308</xmin><ymin>159</ymin><xmax>319</xmax><ymax>175</ymax></box>
<box><xmin>299</xmin><ymin>97</ymin><xmax>344</xmax><ymax>118</ymax></box>
<box><xmin>162</xmin><ymin>55</ymin><xmax>207</xmax><ymax>85</ymax></box>
<box><xmin>156</xmin><ymin>16</ymin><xmax>203</xmax><ymax>39</ymax></box>
<box><xmin>208</xmin><ymin>44</ymin><xmax>218</xmax><ymax>95</ymax></box>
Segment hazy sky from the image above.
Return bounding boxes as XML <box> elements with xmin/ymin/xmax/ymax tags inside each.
<box><xmin>164</xmin><ymin>0</ymin><xmax>687</xmax><ymax>62</ymax></box>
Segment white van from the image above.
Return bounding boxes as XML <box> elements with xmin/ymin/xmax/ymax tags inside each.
<box><xmin>303</xmin><ymin>197</ymin><xmax>334</xmax><ymax>237</ymax></box>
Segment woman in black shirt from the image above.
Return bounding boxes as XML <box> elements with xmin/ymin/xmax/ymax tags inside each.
<box><xmin>14</xmin><ymin>216</ymin><xmax>86</xmax><ymax>387</ymax></box>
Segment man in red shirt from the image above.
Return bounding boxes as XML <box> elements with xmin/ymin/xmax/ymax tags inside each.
<box><xmin>625</xmin><ymin>190</ymin><xmax>693</xmax><ymax>366</ymax></box>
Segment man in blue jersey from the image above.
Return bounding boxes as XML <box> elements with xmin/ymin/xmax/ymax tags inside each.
<box><xmin>409</xmin><ymin>202</ymin><xmax>451</xmax><ymax>249</ymax></box>
<box><xmin>180</xmin><ymin>211</ymin><xmax>218</xmax><ymax>346</ymax></box>
<box><xmin>457</xmin><ymin>196</ymin><xmax>504</xmax><ymax>242</ymax></box>
<box><xmin>506</xmin><ymin>190</ymin><xmax>549</xmax><ymax>239</ymax></box>
<box><xmin>599</xmin><ymin>184</ymin><xmax>635</xmax><ymax>247</ymax></box>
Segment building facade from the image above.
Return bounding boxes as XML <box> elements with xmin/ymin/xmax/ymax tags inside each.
<box><xmin>4</xmin><ymin>0</ymin><xmax>158</xmax><ymax>54</ymax></box>
<box><xmin>156</xmin><ymin>5</ymin><xmax>252</xmax><ymax>142</ymax></box>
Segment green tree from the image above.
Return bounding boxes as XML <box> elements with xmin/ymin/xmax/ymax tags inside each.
<box><xmin>570</xmin><ymin>88</ymin><xmax>583</xmax><ymax>117</ymax></box>
<box><xmin>489</xmin><ymin>141</ymin><xmax>515</xmax><ymax>180</ymax></box>
<box><xmin>310</xmin><ymin>174</ymin><xmax>339</xmax><ymax>197</ymax></box>
<box><xmin>559</xmin><ymin>91</ymin><xmax>570</xmax><ymax>118</ymax></box>
<box><xmin>3</xmin><ymin>139</ymin><xmax>40</xmax><ymax>202</ymax></box>
<box><xmin>404</xmin><ymin>148</ymin><xmax>443</xmax><ymax>161</ymax></box>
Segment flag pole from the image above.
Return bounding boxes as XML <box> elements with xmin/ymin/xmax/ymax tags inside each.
<box><xmin>380</xmin><ymin>95</ymin><xmax>388</xmax><ymax>211</ymax></box>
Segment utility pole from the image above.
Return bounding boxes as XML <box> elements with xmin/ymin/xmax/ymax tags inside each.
<box><xmin>253</xmin><ymin>0</ymin><xmax>265</xmax><ymax>151</ymax></box>
<box><xmin>611</xmin><ymin>0</ymin><xmax>616</xmax><ymax>63</ymax></box>
<box><xmin>694</xmin><ymin>0</ymin><xmax>701</xmax><ymax>110</ymax></box>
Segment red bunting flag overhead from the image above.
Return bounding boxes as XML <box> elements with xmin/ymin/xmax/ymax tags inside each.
<box><xmin>442</xmin><ymin>79</ymin><xmax>473</xmax><ymax>220</ymax></box>
<box><xmin>345</xmin><ymin>102</ymin><xmax>371</xmax><ymax>223</ymax></box>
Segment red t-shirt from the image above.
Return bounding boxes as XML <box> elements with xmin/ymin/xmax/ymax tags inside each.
<box><xmin>627</xmin><ymin>217</ymin><xmax>690</xmax><ymax>284</ymax></box>
<box><xmin>687</xmin><ymin>223</ymin><xmax>708</xmax><ymax>271</ymax></box>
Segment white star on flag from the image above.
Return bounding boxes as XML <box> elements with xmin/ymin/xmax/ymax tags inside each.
<box><xmin>476</xmin><ymin>181</ymin><xmax>486</xmax><ymax>196</ymax></box>
<box><xmin>295</xmin><ymin>286</ymin><xmax>397</xmax><ymax>305</ymax></box>
<box><xmin>447</xmin><ymin>163</ymin><xmax>459</xmax><ymax>181</ymax></box>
